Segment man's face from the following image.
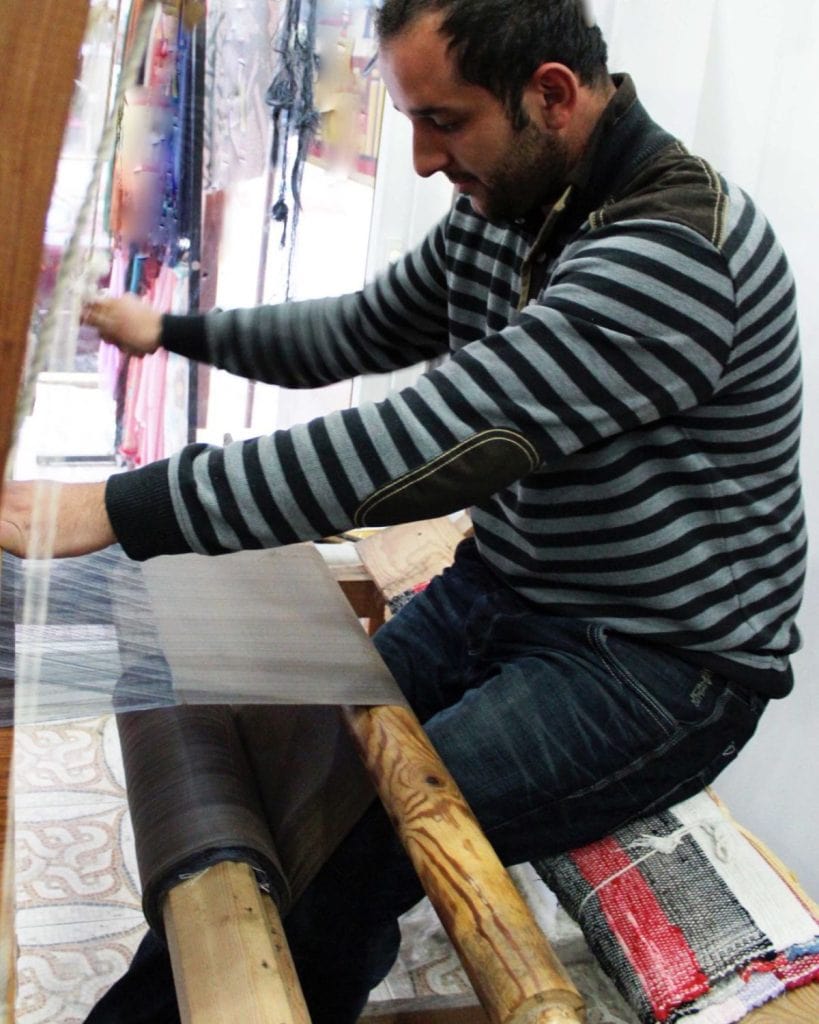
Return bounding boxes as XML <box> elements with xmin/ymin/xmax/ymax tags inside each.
<box><xmin>379</xmin><ymin>13</ymin><xmax>571</xmax><ymax>222</ymax></box>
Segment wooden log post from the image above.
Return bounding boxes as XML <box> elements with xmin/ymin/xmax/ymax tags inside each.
<box><xmin>343</xmin><ymin>703</ymin><xmax>584</xmax><ymax>1024</ymax></box>
<box><xmin>0</xmin><ymin>0</ymin><xmax>91</xmax><ymax>479</ymax></box>
<box><xmin>164</xmin><ymin>860</ymin><xmax>310</xmax><ymax>1024</ymax></box>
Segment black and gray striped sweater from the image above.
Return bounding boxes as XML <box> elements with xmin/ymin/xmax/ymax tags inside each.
<box><xmin>107</xmin><ymin>77</ymin><xmax>806</xmax><ymax>695</ymax></box>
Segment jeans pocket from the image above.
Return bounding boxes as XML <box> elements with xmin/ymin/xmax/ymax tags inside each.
<box><xmin>585</xmin><ymin>623</ymin><xmax>733</xmax><ymax>736</ymax></box>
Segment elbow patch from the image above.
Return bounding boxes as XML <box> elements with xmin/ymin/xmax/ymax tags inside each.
<box><xmin>354</xmin><ymin>428</ymin><xmax>539</xmax><ymax>527</ymax></box>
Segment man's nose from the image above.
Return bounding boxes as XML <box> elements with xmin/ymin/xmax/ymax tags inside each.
<box><xmin>412</xmin><ymin>126</ymin><xmax>450</xmax><ymax>178</ymax></box>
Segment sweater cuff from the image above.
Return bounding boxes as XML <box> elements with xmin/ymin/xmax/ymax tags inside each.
<box><xmin>160</xmin><ymin>313</ymin><xmax>209</xmax><ymax>361</ymax></box>
<box><xmin>105</xmin><ymin>461</ymin><xmax>192</xmax><ymax>561</ymax></box>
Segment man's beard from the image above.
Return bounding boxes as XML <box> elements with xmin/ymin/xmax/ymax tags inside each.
<box><xmin>478</xmin><ymin>118</ymin><xmax>571</xmax><ymax>223</ymax></box>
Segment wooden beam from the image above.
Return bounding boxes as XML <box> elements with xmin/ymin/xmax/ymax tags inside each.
<box><xmin>0</xmin><ymin>3</ymin><xmax>92</xmax><ymax>1018</ymax></box>
<box><xmin>164</xmin><ymin>860</ymin><xmax>310</xmax><ymax>1024</ymax></box>
<box><xmin>341</xmin><ymin>528</ymin><xmax>585</xmax><ymax>1023</ymax></box>
<box><xmin>343</xmin><ymin>703</ymin><xmax>584</xmax><ymax>1024</ymax></box>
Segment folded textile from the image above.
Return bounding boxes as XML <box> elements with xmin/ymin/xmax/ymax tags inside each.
<box><xmin>534</xmin><ymin>790</ymin><xmax>819</xmax><ymax>1024</ymax></box>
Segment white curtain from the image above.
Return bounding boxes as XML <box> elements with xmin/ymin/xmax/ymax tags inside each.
<box><xmin>591</xmin><ymin>0</ymin><xmax>819</xmax><ymax>896</ymax></box>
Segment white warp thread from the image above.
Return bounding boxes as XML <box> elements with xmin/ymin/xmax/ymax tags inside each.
<box><xmin>15</xmin><ymin>2</ymin><xmax>159</xmax><ymax>727</ymax></box>
<box><xmin>14</xmin><ymin>0</ymin><xmax>159</xmax><ymax>432</ymax></box>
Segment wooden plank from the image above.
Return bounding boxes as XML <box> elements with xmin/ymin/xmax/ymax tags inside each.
<box><xmin>331</xmin><ymin>562</ymin><xmax>387</xmax><ymax>634</ymax></box>
<box><xmin>0</xmin><ymin>3</ymin><xmax>92</xmax><ymax>1018</ymax></box>
<box><xmin>715</xmin><ymin>794</ymin><xmax>819</xmax><ymax>1024</ymax></box>
<box><xmin>356</xmin><ymin>518</ymin><xmax>468</xmax><ymax>603</ymax></box>
<box><xmin>343</xmin><ymin>703</ymin><xmax>584</xmax><ymax>1024</ymax></box>
<box><xmin>744</xmin><ymin>985</ymin><xmax>819</xmax><ymax>1024</ymax></box>
<box><xmin>164</xmin><ymin>859</ymin><xmax>310</xmax><ymax>1024</ymax></box>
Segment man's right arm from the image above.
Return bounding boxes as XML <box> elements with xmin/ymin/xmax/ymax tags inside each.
<box><xmin>84</xmin><ymin>220</ymin><xmax>452</xmax><ymax>388</ymax></box>
<box><xmin>0</xmin><ymin>480</ymin><xmax>115</xmax><ymax>559</ymax></box>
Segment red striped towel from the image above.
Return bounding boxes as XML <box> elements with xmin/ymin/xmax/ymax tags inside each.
<box><xmin>535</xmin><ymin>790</ymin><xmax>819</xmax><ymax>1023</ymax></box>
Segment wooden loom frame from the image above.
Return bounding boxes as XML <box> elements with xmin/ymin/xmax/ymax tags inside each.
<box><xmin>0</xmin><ymin>5</ymin><xmax>816</xmax><ymax>1024</ymax></box>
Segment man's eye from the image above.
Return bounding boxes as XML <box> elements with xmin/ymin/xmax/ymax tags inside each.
<box><xmin>431</xmin><ymin>119</ymin><xmax>461</xmax><ymax>134</ymax></box>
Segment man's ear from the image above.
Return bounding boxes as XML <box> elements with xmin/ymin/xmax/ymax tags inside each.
<box><xmin>525</xmin><ymin>62</ymin><xmax>579</xmax><ymax>130</ymax></box>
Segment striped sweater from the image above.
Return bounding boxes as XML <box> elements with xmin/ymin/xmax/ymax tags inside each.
<box><xmin>106</xmin><ymin>77</ymin><xmax>806</xmax><ymax>695</ymax></box>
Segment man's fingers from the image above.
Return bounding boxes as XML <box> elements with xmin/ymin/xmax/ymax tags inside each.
<box><xmin>81</xmin><ymin>299</ymin><xmax>114</xmax><ymax>335</ymax></box>
<box><xmin>78</xmin><ymin>295</ymin><xmax>159</xmax><ymax>356</ymax></box>
<box><xmin>0</xmin><ymin>518</ymin><xmax>25</xmax><ymax>556</ymax></box>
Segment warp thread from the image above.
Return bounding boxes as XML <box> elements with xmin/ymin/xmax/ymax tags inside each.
<box><xmin>16</xmin><ymin>1</ymin><xmax>159</xmax><ymax>433</ymax></box>
<box><xmin>13</xmin><ymin>3</ymin><xmax>160</xmax><ymax>727</ymax></box>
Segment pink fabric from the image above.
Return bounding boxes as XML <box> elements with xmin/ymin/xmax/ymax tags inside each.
<box><xmin>98</xmin><ymin>249</ymin><xmax>129</xmax><ymax>395</ymax></box>
<box><xmin>118</xmin><ymin>263</ymin><xmax>179</xmax><ymax>465</ymax></box>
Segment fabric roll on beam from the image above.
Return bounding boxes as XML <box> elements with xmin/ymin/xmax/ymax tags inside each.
<box><xmin>116</xmin><ymin>544</ymin><xmax>401</xmax><ymax>931</ymax></box>
<box><xmin>118</xmin><ymin>704</ymin><xmax>290</xmax><ymax>931</ymax></box>
<box><xmin>120</xmin><ymin>701</ymin><xmax>379</xmax><ymax>931</ymax></box>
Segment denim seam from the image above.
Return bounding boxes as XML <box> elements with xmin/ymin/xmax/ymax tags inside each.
<box><xmin>585</xmin><ymin>622</ymin><xmax>676</xmax><ymax>734</ymax></box>
<box><xmin>482</xmin><ymin>687</ymin><xmax>735</xmax><ymax>839</ymax></box>
<box><xmin>567</xmin><ymin>687</ymin><xmax>733</xmax><ymax>801</ymax></box>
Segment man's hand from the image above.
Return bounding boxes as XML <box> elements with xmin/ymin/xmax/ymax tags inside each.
<box><xmin>0</xmin><ymin>481</ymin><xmax>116</xmax><ymax>558</ymax></box>
<box><xmin>81</xmin><ymin>294</ymin><xmax>162</xmax><ymax>357</ymax></box>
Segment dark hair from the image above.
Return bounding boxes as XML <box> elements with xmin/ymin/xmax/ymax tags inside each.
<box><xmin>375</xmin><ymin>0</ymin><xmax>609</xmax><ymax>128</ymax></box>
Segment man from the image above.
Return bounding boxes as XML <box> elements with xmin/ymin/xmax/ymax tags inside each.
<box><xmin>1</xmin><ymin>1</ymin><xmax>805</xmax><ymax>1021</ymax></box>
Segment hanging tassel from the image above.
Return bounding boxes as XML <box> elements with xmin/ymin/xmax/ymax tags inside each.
<box><xmin>263</xmin><ymin>0</ymin><xmax>319</xmax><ymax>294</ymax></box>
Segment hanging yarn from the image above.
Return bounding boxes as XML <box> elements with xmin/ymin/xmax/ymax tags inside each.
<box><xmin>265</xmin><ymin>0</ymin><xmax>320</xmax><ymax>295</ymax></box>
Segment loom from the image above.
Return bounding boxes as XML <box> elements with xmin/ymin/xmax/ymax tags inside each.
<box><xmin>1</xmin><ymin>3</ymin><xmax>817</xmax><ymax>1024</ymax></box>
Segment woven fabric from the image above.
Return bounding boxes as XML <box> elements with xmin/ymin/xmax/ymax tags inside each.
<box><xmin>535</xmin><ymin>790</ymin><xmax>819</xmax><ymax>1023</ymax></box>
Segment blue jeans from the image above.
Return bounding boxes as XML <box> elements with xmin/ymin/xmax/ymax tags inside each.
<box><xmin>86</xmin><ymin>539</ymin><xmax>767</xmax><ymax>1023</ymax></box>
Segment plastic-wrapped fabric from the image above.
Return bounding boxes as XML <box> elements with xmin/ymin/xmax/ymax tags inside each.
<box><xmin>1</xmin><ymin>543</ymin><xmax>405</xmax><ymax>726</ymax></box>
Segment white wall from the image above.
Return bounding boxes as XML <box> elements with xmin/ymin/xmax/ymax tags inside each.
<box><xmin>592</xmin><ymin>0</ymin><xmax>818</xmax><ymax>897</ymax></box>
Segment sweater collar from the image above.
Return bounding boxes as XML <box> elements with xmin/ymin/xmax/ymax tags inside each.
<box><xmin>515</xmin><ymin>74</ymin><xmax>675</xmax><ymax>237</ymax></box>
<box><xmin>565</xmin><ymin>73</ymin><xmax>676</xmax><ymax>213</ymax></box>
<box><xmin>515</xmin><ymin>76</ymin><xmax>676</xmax><ymax>309</ymax></box>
